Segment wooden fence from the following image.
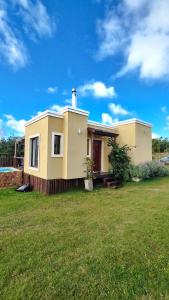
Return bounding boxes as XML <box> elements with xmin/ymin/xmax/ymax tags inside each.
<box><xmin>0</xmin><ymin>156</ymin><xmax>14</xmax><ymax>167</ymax></box>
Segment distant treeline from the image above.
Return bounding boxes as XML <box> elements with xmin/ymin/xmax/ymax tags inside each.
<box><xmin>0</xmin><ymin>137</ymin><xmax>24</xmax><ymax>157</ymax></box>
<box><xmin>152</xmin><ymin>137</ymin><xmax>169</xmax><ymax>153</ymax></box>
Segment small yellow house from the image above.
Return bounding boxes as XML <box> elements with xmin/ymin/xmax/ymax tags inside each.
<box><xmin>24</xmin><ymin>90</ymin><xmax>152</xmax><ymax>194</ymax></box>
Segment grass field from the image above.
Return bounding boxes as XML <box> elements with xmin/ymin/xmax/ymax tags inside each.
<box><xmin>1</xmin><ymin>178</ymin><xmax>169</xmax><ymax>299</ymax></box>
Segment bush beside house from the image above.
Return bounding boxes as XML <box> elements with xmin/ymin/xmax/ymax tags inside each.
<box><xmin>108</xmin><ymin>139</ymin><xmax>131</xmax><ymax>182</ymax></box>
<box><xmin>129</xmin><ymin>161</ymin><xmax>169</xmax><ymax>180</ymax></box>
<box><xmin>108</xmin><ymin>139</ymin><xmax>169</xmax><ymax>183</ymax></box>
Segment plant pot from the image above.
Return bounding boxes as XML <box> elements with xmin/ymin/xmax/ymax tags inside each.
<box><xmin>132</xmin><ymin>177</ymin><xmax>142</xmax><ymax>182</ymax></box>
<box><xmin>84</xmin><ymin>179</ymin><xmax>93</xmax><ymax>191</ymax></box>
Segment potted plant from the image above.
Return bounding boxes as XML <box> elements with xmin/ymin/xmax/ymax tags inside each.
<box><xmin>84</xmin><ymin>157</ymin><xmax>94</xmax><ymax>191</ymax></box>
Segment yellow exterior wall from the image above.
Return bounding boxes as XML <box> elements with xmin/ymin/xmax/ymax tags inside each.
<box><xmin>24</xmin><ymin>111</ymin><xmax>88</xmax><ymax>180</ymax></box>
<box><xmin>24</xmin><ymin>117</ymin><xmax>48</xmax><ymax>179</ymax></box>
<box><xmin>102</xmin><ymin>137</ymin><xmax>111</xmax><ymax>172</ymax></box>
<box><xmin>63</xmin><ymin>111</ymin><xmax>88</xmax><ymax>179</ymax></box>
<box><xmin>135</xmin><ymin>123</ymin><xmax>152</xmax><ymax>164</ymax></box>
<box><xmin>47</xmin><ymin>116</ymin><xmax>64</xmax><ymax>179</ymax></box>
<box><xmin>117</xmin><ymin>122</ymin><xmax>152</xmax><ymax>164</ymax></box>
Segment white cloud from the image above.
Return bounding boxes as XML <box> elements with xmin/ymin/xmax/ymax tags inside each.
<box><xmin>79</xmin><ymin>81</ymin><xmax>116</xmax><ymax>98</ymax></box>
<box><xmin>50</xmin><ymin>104</ymin><xmax>64</xmax><ymax>112</ymax></box>
<box><xmin>4</xmin><ymin>114</ymin><xmax>26</xmax><ymax>135</ymax></box>
<box><xmin>161</xmin><ymin>106</ymin><xmax>167</xmax><ymax>113</ymax></box>
<box><xmin>97</xmin><ymin>11</ymin><xmax>125</xmax><ymax>60</ymax></box>
<box><xmin>64</xmin><ymin>98</ymin><xmax>72</xmax><ymax>105</ymax></box>
<box><xmin>0</xmin><ymin>0</ymin><xmax>55</xmax><ymax>69</ymax></box>
<box><xmin>97</xmin><ymin>0</ymin><xmax>169</xmax><ymax>80</ymax></box>
<box><xmin>102</xmin><ymin>113</ymin><xmax>118</xmax><ymax>125</ymax></box>
<box><xmin>47</xmin><ymin>86</ymin><xmax>57</xmax><ymax>94</ymax></box>
<box><xmin>109</xmin><ymin>103</ymin><xmax>129</xmax><ymax>116</ymax></box>
<box><xmin>2</xmin><ymin>101</ymin><xmax>63</xmax><ymax>137</ymax></box>
<box><xmin>124</xmin><ymin>0</ymin><xmax>147</xmax><ymax>11</ymax></box>
<box><xmin>0</xmin><ymin>8</ymin><xmax>28</xmax><ymax>68</ymax></box>
<box><xmin>121</xmin><ymin>33</ymin><xmax>169</xmax><ymax>79</ymax></box>
<box><xmin>31</xmin><ymin>104</ymin><xmax>64</xmax><ymax>119</ymax></box>
<box><xmin>31</xmin><ymin>110</ymin><xmax>44</xmax><ymax>119</ymax></box>
<box><xmin>15</xmin><ymin>0</ymin><xmax>56</xmax><ymax>38</ymax></box>
<box><xmin>152</xmin><ymin>133</ymin><xmax>159</xmax><ymax>139</ymax></box>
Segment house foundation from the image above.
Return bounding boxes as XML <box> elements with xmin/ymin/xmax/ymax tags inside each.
<box><xmin>23</xmin><ymin>173</ymin><xmax>84</xmax><ymax>195</ymax></box>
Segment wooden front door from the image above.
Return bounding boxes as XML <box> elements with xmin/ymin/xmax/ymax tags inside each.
<box><xmin>93</xmin><ymin>140</ymin><xmax>101</xmax><ymax>172</ymax></box>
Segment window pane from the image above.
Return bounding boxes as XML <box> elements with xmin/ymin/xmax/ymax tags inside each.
<box><xmin>54</xmin><ymin>135</ymin><xmax>61</xmax><ymax>155</ymax></box>
<box><xmin>31</xmin><ymin>137</ymin><xmax>39</xmax><ymax>168</ymax></box>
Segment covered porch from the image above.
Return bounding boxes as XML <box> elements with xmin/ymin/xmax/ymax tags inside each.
<box><xmin>87</xmin><ymin>127</ymin><xmax>118</xmax><ymax>176</ymax></box>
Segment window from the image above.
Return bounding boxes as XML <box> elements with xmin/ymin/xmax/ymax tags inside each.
<box><xmin>29</xmin><ymin>136</ymin><xmax>39</xmax><ymax>169</ymax></box>
<box><xmin>52</xmin><ymin>132</ymin><xmax>63</xmax><ymax>157</ymax></box>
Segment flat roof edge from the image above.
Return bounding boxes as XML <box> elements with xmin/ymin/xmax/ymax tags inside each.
<box><xmin>25</xmin><ymin>110</ymin><xmax>64</xmax><ymax>127</ymax></box>
<box><xmin>115</xmin><ymin>118</ymin><xmax>152</xmax><ymax>128</ymax></box>
<box><xmin>61</xmin><ymin>106</ymin><xmax>89</xmax><ymax>116</ymax></box>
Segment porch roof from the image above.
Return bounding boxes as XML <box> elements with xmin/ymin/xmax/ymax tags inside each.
<box><xmin>88</xmin><ymin>128</ymin><xmax>118</xmax><ymax>138</ymax></box>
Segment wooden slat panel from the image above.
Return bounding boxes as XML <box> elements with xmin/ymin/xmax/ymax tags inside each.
<box><xmin>23</xmin><ymin>173</ymin><xmax>84</xmax><ymax>195</ymax></box>
<box><xmin>0</xmin><ymin>156</ymin><xmax>14</xmax><ymax>167</ymax></box>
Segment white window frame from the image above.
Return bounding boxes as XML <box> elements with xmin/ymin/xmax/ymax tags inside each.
<box><xmin>51</xmin><ymin>132</ymin><xmax>64</xmax><ymax>157</ymax></box>
<box><xmin>28</xmin><ymin>134</ymin><xmax>40</xmax><ymax>171</ymax></box>
<box><xmin>87</xmin><ymin>138</ymin><xmax>91</xmax><ymax>157</ymax></box>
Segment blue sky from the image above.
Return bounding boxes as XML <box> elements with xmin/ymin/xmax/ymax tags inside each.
<box><xmin>0</xmin><ymin>0</ymin><xmax>169</xmax><ymax>138</ymax></box>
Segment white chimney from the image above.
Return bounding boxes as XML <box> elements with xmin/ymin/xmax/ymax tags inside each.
<box><xmin>72</xmin><ymin>88</ymin><xmax>77</xmax><ymax>108</ymax></box>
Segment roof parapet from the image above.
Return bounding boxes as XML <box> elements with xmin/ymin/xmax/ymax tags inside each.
<box><xmin>115</xmin><ymin>118</ymin><xmax>152</xmax><ymax>128</ymax></box>
<box><xmin>25</xmin><ymin>110</ymin><xmax>64</xmax><ymax>127</ymax></box>
<box><xmin>61</xmin><ymin>106</ymin><xmax>89</xmax><ymax>116</ymax></box>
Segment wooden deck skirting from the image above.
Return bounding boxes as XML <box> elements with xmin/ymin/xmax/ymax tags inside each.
<box><xmin>23</xmin><ymin>173</ymin><xmax>84</xmax><ymax>195</ymax></box>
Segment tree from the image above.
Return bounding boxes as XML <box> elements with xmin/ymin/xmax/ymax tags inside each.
<box><xmin>108</xmin><ymin>139</ymin><xmax>131</xmax><ymax>181</ymax></box>
<box><xmin>0</xmin><ymin>137</ymin><xmax>24</xmax><ymax>156</ymax></box>
<box><xmin>152</xmin><ymin>137</ymin><xmax>169</xmax><ymax>153</ymax></box>
<box><xmin>0</xmin><ymin>137</ymin><xmax>15</xmax><ymax>156</ymax></box>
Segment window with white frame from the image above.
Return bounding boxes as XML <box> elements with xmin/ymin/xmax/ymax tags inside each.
<box><xmin>52</xmin><ymin>132</ymin><xmax>63</xmax><ymax>157</ymax></box>
<box><xmin>29</xmin><ymin>136</ymin><xmax>39</xmax><ymax>168</ymax></box>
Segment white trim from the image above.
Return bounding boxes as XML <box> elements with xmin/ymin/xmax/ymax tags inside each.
<box><xmin>61</xmin><ymin>106</ymin><xmax>89</xmax><ymax>116</ymax></box>
<box><xmin>28</xmin><ymin>134</ymin><xmax>40</xmax><ymax>171</ymax></box>
<box><xmin>25</xmin><ymin>110</ymin><xmax>64</xmax><ymax>127</ymax></box>
<box><xmin>114</xmin><ymin>118</ymin><xmax>152</xmax><ymax>128</ymax></box>
<box><xmin>88</xmin><ymin>118</ymin><xmax>152</xmax><ymax>129</ymax></box>
<box><xmin>51</xmin><ymin>132</ymin><xmax>64</xmax><ymax>157</ymax></box>
<box><xmin>87</xmin><ymin>138</ymin><xmax>91</xmax><ymax>158</ymax></box>
<box><xmin>88</xmin><ymin>120</ymin><xmax>117</xmax><ymax>130</ymax></box>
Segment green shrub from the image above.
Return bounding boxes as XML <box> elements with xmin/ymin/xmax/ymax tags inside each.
<box><xmin>84</xmin><ymin>157</ymin><xmax>94</xmax><ymax>179</ymax></box>
<box><xmin>130</xmin><ymin>161</ymin><xmax>169</xmax><ymax>180</ymax></box>
<box><xmin>108</xmin><ymin>139</ymin><xmax>131</xmax><ymax>181</ymax></box>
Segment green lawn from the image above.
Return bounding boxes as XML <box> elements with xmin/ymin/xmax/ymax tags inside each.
<box><xmin>1</xmin><ymin>179</ymin><xmax>169</xmax><ymax>299</ymax></box>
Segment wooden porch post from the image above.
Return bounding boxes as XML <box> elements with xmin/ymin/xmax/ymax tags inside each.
<box><xmin>13</xmin><ymin>140</ymin><xmax>17</xmax><ymax>168</ymax></box>
<box><xmin>14</xmin><ymin>140</ymin><xmax>17</xmax><ymax>158</ymax></box>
